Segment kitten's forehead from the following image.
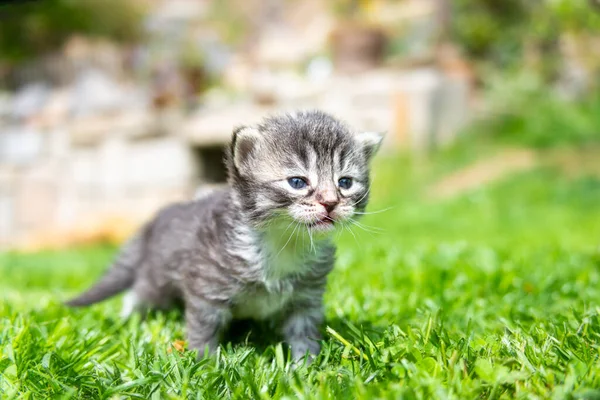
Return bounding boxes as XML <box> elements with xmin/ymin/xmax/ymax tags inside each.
<box><xmin>258</xmin><ymin>111</ymin><xmax>358</xmax><ymax>165</ymax></box>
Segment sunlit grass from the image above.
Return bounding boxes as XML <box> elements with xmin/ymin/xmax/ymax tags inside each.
<box><xmin>1</xmin><ymin>148</ymin><xmax>600</xmax><ymax>399</ymax></box>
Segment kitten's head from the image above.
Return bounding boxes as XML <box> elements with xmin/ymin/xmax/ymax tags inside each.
<box><xmin>227</xmin><ymin>110</ymin><xmax>382</xmax><ymax>233</ymax></box>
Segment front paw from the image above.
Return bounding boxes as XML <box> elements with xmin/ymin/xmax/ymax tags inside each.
<box><xmin>188</xmin><ymin>336</ymin><xmax>220</xmax><ymax>360</ymax></box>
<box><xmin>290</xmin><ymin>339</ymin><xmax>320</xmax><ymax>367</ymax></box>
<box><xmin>191</xmin><ymin>343</ymin><xmax>218</xmax><ymax>360</ymax></box>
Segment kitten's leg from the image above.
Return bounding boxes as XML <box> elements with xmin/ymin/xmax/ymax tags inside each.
<box><xmin>282</xmin><ymin>304</ymin><xmax>323</xmax><ymax>364</ymax></box>
<box><xmin>125</xmin><ymin>278</ymin><xmax>172</xmax><ymax>317</ymax></box>
<box><xmin>185</xmin><ymin>297</ymin><xmax>231</xmax><ymax>358</ymax></box>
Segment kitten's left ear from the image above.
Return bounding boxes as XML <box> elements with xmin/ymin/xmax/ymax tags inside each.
<box><xmin>356</xmin><ymin>131</ymin><xmax>384</xmax><ymax>162</ymax></box>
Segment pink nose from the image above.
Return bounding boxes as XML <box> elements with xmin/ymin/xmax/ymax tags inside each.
<box><xmin>319</xmin><ymin>200</ymin><xmax>338</xmax><ymax>213</ymax></box>
<box><xmin>317</xmin><ymin>189</ymin><xmax>338</xmax><ymax>213</ymax></box>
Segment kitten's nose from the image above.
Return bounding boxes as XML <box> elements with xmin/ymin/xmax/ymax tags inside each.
<box><xmin>319</xmin><ymin>200</ymin><xmax>338</xmax><ymax>214</ymax></box>
<box><xmin>318</xmin><ymin>200</ymin><xmax>338</xmax><ymax>213</ymax></box>
<box><xmin>317</xmin><ymin>190</ymin><xmax>338</xmax><ymax>213</ymax></box>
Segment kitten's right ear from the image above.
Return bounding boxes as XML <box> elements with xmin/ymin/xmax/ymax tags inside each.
<box><xmin>356</xmin><ymin>131</ymin><xmax>384</xmax><ymax>162</ymax></box>
<box><xmin>231</xmin><ymin>126</ymin><xmax>260</xmax><ymax>170</ymax></box>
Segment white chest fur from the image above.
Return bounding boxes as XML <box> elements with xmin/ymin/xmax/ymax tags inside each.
<box><xmin>232</xmin><ymin>280</ymin><xmax>294</xmax><ymax>319</ymax></box>
<box><xmin>232</xmin><ymin>229</ymin><xmax>309</xmax><ymax>320</ymax></box>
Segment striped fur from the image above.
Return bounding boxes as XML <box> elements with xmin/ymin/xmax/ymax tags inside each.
<box><xmin>65</xmin><ymin>110</ymin><xmax>382</xmax><ymax>361</ymax></box>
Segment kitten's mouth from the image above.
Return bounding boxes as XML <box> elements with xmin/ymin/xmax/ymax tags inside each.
<box><xmin>307</xmin><ymin>217</ymin><xmax>335</xmax><ymax>231</ymax></box>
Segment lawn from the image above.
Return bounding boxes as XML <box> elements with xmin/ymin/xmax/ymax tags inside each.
<box><xmin>1</xmin><ymin>144</ymin><xmax>600</xmax><ymax>399</ymax></box>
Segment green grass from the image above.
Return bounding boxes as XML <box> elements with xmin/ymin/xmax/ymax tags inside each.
<box><xmin>2</xmin><ymin>149</ymin><xmax>600</xmax><ymax>399</ymax></box>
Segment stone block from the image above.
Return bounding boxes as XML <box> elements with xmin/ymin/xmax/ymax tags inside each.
<box><xmin>13</xmin><ymin>163</ymin><xmax>59</xmax><ymax>234</ymax></box>
<box><xmin>0</xmin><ymin>126</ymin><xmax>45</xmax><ymax>165</ymax></box>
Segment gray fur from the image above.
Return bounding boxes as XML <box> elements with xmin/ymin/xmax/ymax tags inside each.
<box><xmin>66</xmin><ymin>110</ymin><xmax>382</xmax><ymax>361</ymax></box>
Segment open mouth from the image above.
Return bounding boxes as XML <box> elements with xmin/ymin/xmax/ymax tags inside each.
<box><xmin>307</xmin><ymin>217</ymin><xmax>334</xmax><ymax>229</ymax></box>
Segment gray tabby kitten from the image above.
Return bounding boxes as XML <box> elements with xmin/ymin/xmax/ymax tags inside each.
<box><xmin>66</xmin><ymin>110</ymin><xmax>382</xmax><ymax>361</ymax></box>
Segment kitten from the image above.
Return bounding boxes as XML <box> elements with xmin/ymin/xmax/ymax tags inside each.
<box><xmin>66</xmin><ymin>110</ymin><xmax>383</xmax><ymax>362</ymax></box>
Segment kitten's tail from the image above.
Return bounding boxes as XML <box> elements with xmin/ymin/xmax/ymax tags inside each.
<box><xmin>65</xmin><ymin>227</ymin><xmax>148</xmax><ymax>307</ymax></box>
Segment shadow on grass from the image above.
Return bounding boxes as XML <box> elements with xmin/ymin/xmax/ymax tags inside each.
<box><xmin>222</xmin><ymin>316</ymin><xmax>389</xmax><ymax>357</ymax></box>
<box><xmin>90</xmin><ymin>304</ymin><xmax>389</xmax><ymax>359</ymax></box>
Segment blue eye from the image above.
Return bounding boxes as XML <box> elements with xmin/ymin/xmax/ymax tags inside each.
<box><xmin>288</xmin><ymin>177</ymin><xmax>308</xmax><ymax>189</ymax></box>
<box><xmin>338</xmin><ymin>177</ymin><xmax>353</xmax><ymax>189</ymax></box>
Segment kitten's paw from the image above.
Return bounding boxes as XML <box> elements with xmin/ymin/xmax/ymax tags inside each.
<box><xmin>290</xmin><ymin>352</ymin><xmax>316</xmax><ymax>369</ymax></box>
<box><xmin>290</xmin><ymin>340</ymin><xmax>320</xmax><ymax>368</ymax></box>
<box><xmin>189</xmin><ymin>340</ymin><xmax>220</xmax><ymax>360</ymax></box>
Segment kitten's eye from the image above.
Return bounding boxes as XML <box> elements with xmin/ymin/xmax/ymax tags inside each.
<box><xmin>338</xmin><ymin>177</ymin><xmax>353</xmax><ymax>189</ymax></box>
<box><xmin>288</xmin><ymin>177</ymin><xmax>308</xmax><ymax>189</ymax></box>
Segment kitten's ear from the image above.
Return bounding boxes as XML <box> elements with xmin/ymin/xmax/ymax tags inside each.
<box><xmin>231</xmin><ymin>126</ymin><xmax>260</xmax><ymax>170</ymax></box>
<box><xmin>356</xmin><ymin>131</ymin><xmax>384</xmax><ymax>162</ymax></box>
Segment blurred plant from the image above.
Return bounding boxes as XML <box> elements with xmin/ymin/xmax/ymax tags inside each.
<box><xmin>470</xmin><ymin>69</ymin><xmax>600</xmax><ymax>148</ymax></box>
<box><xmin>178</xmin><ymin>40</ymin><xmax>211</xmax><ymax>105</ymax></box>
<box><xmin>328</xmin><ymin>0</ymin><xmax>389</xmax><ymax>72</ymax></box>
<box><xmin>451</xmin><ymin>0</ymin><xmax>600</xmax><ymax>79</ymax></box>
<box><xmin>205</xmin><ymin>0</ymin><xmax>253</xmax><ymax>47</ymax></box>
<box><xmin>491</xmin><ymin>93</ymin><xmax>600</xmax><ymax>148</ymax></box>
<box><xmin>331</xmin><ymin>0</ymin><xmax>366</xmax><ymax>19</ymax></box>
<box><xmin>179</xmin><ymin>40</ymin><xmax>206</xmax><ymax>72</ymax></box>
<box><xmin>0</xmin><ymin>0</ymin><xmax>145</xmax><ymax>64</ymax></box>
<box><xmin>329</xmin><ymin>0</ymin><xmax>382</xmax><ymax>22</ymax></box>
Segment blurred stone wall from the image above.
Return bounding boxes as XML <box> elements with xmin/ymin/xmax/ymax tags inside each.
<box><xmin>0</xmin><ymin>0</ymin><xmax>473</xmax><ymax>249</ymax></box>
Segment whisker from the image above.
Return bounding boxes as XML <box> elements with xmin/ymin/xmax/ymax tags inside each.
<box><xmin>349</xmin><ymin>219</ymin><xmax>384</xmax><ymax>235</ymax></box>
<box><xmin>280</xmin><ymin>219</ymin><xmax>296</xmax><ymax>235</ymax></box>
<box><xmin>348</xmin><ymin>221</ymin><xmax>376</xmax><ymax>238</ymax></box>
<box><xmin>352</xmin><ymin>221</ymin><xmax>386</xmax><ymax>233</ymax></box>
<box><xmin>296</xmin><ymin>225</ymin><xmax>302</xmax><ymax>252</ymax></box>
<box><xmin>351</xmin><ymin>185</ymin><xmax>372</xmax><ymax>207</ymax></box>
<box><xmin>337</xmin><ymin>221</ymin><xmax>346</xmax><ymax>237</ymax></box>
<box><xmin>352</xmin><ymin>219</ymin><xmax>384</xmax><ymax>231</ymax></box>
<box><xmin>308</xmin><ymin>228</ymin><xmax>315</xmax><ymax>254</ymax></box>
<box><xmin>352</xmin><ymin>206</ymin><xmax>395</xmax><ymax>215</ymax></box>
<box><xmin>343</xmin><ymin>221</ymin><xmax>361</xmax><ymax>248</ymax></box>
<box><xmin>274</xmin><ymin>222</ymin><xmax>299</xmax><ymax>259</ymax></box>
<box><xmin>335</xmin><ymin>224</ymin><xmax>343</xmax><ymax>239</ymax></box>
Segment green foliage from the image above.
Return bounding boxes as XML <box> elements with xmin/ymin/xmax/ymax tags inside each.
<box><xmin>329</xmin><ymin>0</ymin><xmax>365</xmax><ymax>19</ymax></box>
<box><xmin>468</xmin><ymin>71</ymin><xmax>600</xmax><ymax>148</ymax></box>
<box><xmin>0</xmin><ymin>0</ymin><xmax>144</xmax><ymax>63</ymax></box>
<box><xmin>550</xmin><ymin>0</ymin><xmax>600</xmax><ymax>32</ymax></box>
<box><xmin>452</xmin><ymin>0</ymin><xmax>532</xmax><ymax>63</ymax></box>
<box><xmin>451</xmin><ymin>0</ymin><xmax>600</xmax><ymax>75</ymax></box>
<box><xmin>489</xmin><ymin>94</ymin><xmax>600</xmax><ymax>148</ymax></box>
<box><xmin>2</xmin><ymin>146</ymin><xmax>600</xmax><ymax>398</ymax></box>
<box><xmin>205</xmin><ymin>0</ymin><xmax>252</xmax><ymax>47</ymax></box>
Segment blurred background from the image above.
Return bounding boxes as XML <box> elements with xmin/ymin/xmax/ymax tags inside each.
<box><xmin>0</xmin><ymin>0</ymin><xmax>599</xmax><ymax>250</ymax></box>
